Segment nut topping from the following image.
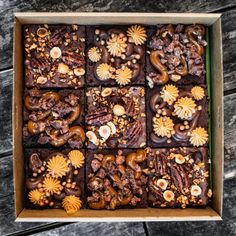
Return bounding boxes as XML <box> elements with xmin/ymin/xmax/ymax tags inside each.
<box><xmin>113</xmin><ymin>104</ymin><xmax>126</xmax><ymax>116</ymax></box>
<box><xmin>190</xmin><ymin>185</ymin><xmax>202</xmax><ymax>196</ymax></box>
<box><xmin>37</xmin><ymin>27</ymin><xmax>48</xmax><ymax>38</ymax></box>
<box><xmin>163</xmin><ymin>190</ymin><xmax>175</xmax><ymax>202</ymax></box>
<box><xmin>50</xmin><ymin>47</ymin><xmax>62</xmax><ymax>59</ymax></box>
<box><xmin>155</xmin><ymin>179</ymin><xmax>168</xmax><ymax>190</ymax></box>
<box><xmin>98</xmin><ymin>125</ymin><xmax>111</xmax><ymax>140</ymax></box>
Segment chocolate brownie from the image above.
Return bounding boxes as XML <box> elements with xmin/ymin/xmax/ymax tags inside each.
<box><xmin>85</xmin><ymin>86</ymin><xmax>146</xmax><ymax>149</ymax></box>
<box><xmin>25</xmin><ymin>149</ymin><xmax>85</xmax><ymax>212</ymax></box>
<box><xmin>23</xmin><ymin>89</ymin><xmax>85</xmax><ymax>148</ymax></box>
<box><xmin>86</xmin><ymin>149</ymin><xmax>148</xmax><ymax>210</ymax></box>
<box><xmin>147</xmin><ymin>84</ymin><xmax>208</xmax><ymax>147</ymax></box>
<box><xmin>147</xmin><ymin>147</ymin><xmax>212</xmax><ymax>208</ymax></box>
<box><xmin>24</xmin><ymin>24</ymin><xmax>85</xmax><ymax>88</ymax></box>
<box><xmin>86</xmin><ymin>25</ymin><xmax>146</xmax><ymax>86</ymax></box>
<box><xmin>146</xmin><ymin>24</ymin><xmax>207</xmax><ymax>87</ymax></box>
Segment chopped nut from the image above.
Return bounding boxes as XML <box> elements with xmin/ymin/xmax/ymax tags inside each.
<box><xmin>50</xmin><ymin>47</ymin><xmax>62</xmax><ymax>59</ymax></box>
<box><xmin>74</xmin><ymin>68</ymin><xmax>85</xmax><ymax>76</ymax></box>
<box><xmin>101</xmin><ymin>88</ymin><xmax>112</xmax><ymax>97</ymax></box>
<box><xmin>36</xmin><ymin>76</ymin><xmax>47</xmax><ymax>84</ymax></box>
<box><xmin>155</xmin><ymin>179</ymin><xmax>168</xmax><ymax>190</ymax></box>
<box><xmin>37</xmin><ymin>27</ymin><xmax>48</xmax><ymax>38</ymax></box>
<box><xmin>58</xmin><ymin>63</ymin><xmax>69</xmax><ymax>74</ymax></box>
<box><xmin>113</xmin><ymin>104</ymin><xmax>126</xmax><ymax>116</ymax></box>
<box><xmin>86</xmin><ymin>131</ymin><xmax>98</xmax><ymax>145</ymax></box>
<box><xmin>163</xmin><ymin>190</ymin><xmax>175</xmax><ymax>202</ymax></box>
<box><xmin>170</xmin><ymin>74</ymin><xmax>181</xmax><ymax>82</ymax></box>
<box><xmin>190</xmin><ymin>185</ymin><xmax>202</xmax><ymax>196</ymax></box>
<box><xmin>98</xmin><ymin>125</ymin><xmax>111</xmax><ymax>140</ymax></box>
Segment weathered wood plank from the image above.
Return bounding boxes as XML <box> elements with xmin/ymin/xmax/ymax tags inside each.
<box><xmin>0</xmin><ymin>69</ymin><xmax>13</xmax><ymax>155</ymax></box>
<box><xmin>0</xmin><ymin>0</ymin><xmax>236</xmax><ymax>70</ymax></box>
<box><xmin>30</xmin><ymin>222</ymin><xmax>146</xmax><ymax>236</ymax></box>
<box><xmin>222</xmin><ymin>9</ymin><xmax>236</xmax><ymax>91</ymax></box>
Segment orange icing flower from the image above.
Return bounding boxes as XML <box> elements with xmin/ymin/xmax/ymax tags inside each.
<box><xmin>115</xmin><ymin>67</ymin><xmax>132</xmax><ymax>85</ymax></box>
<box><xmin>42</xmin><ymin>177</ymin><xmax>62</xmax><ymax>195</ymax></box>
<box><xmin>107</xmin><ymin>34</ymin><xmax>127</xmax><ymax>57</ymax></box>
<box><xmin>88</xmin><ymin>47</ymin><xmax>101</xmax><ymax>62</ymax></box>
<box><xmin>68</xmin><ymin>150</ymin><xmax>85</xmax><ymax>169</ymax></box>
<box><xmin>47</xmin><ymin>155</ymin><xmax>69</xmax><ymax>178</ymax></box>
<box><xmin>160</xmin><ymin>84</ymin><xmax>179</xmax><ymax>105</ymax></box>
<box><xmin>174</xmin><ymin>97</ymin><xmax>196</xmax><ymax>119</ymax></box>
<box><xmin>127</xmin><ymin>25</ymin><xmax>147</xmax><ymax>45</ymax></box>
<box><xmin>28</xmin><ymin>189</ymin><xmax>45</xmax><ymax>205</ymax></box>
<box><xmin>62</xmin><ymin>195</ymin><xmax>82</xmax><ymax>214</ymax></box>
<box><xmin>153</xmin><ymin>116</ymin><xmax>174</xmax><ymax>137</ymax></box>
<box><xmin>191</xmin><ymin>86</ymin><xmax>205</xmax><ymax>100</ymax></box>
<box><xmin>96</xmin><ymin>63</ymin><xmax>113</xmax><ymax>80</ymax></box>
<box><xmin>190</xmin><ymin>127</ymin><xmax>208</xmax><ymax>146</ymax></box>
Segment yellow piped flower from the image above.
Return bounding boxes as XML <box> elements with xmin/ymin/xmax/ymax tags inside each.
<box><xmin>191</xmin><ymin>86</ymin><xmax>205</xmax><ymax>101</ymax></box>
<box><xmin>88</xmin><ymin>47</ymin><xmax>101</xmax><ymax>62</ymax></box>
<box><xmin>28</xmin><ymin>189</ymin><xmax>45</xmax><ymax>205</ymax></box>
<box><xmin>115</xmin><ymin>67</ymin><xmax>132</xmax><ymax>85</ymax></box>
<box><xmin>127</xmin><ymin>25</ymin><xmax>147</xmax><ymax>45</ymax></box>
<box><xmin>174</xmin><ymin>97</ymin><xmax>196</xmax><ymax>119</ymax></box>
<box><xmin>62</xmin><ymin>195</ymin><xmax>82</xmax><ymax>214</ymax></box>
<box><xmin>153</xmin><ymin>116</ymin><xmax>174</xmax><ymax>137</ymax></box>
<box><xmin>107</xmin><ymin>34</ymin><xmax>127</xmax><ymax>57</ymax></box>
<box><xmin>47</xmin><ymin>155</ymin><xmax>69</xmax><ymax>178</ymax></box>
<box><xmin>160</xmin><ymin>84</ymin><xmax>179</xmax><ymax>105</ymax></box>
<box><xmin>42</xmin><ymin>177</ymin><xmax>62</xmax><ymax>195</ymax></box>
<box><xmin>68</xmin><ymin>150</ymin><xmax>85</xmax><ymax>169</ymax></box>
<box><xmin>96</xmin><ymin>63</ymin><xmax>112</xmax><ymax>81</ymax></box>
<box><xmin>190</xmin><ymin>127</ymin><xmax>208</xmax><ymax>147</ymax></box>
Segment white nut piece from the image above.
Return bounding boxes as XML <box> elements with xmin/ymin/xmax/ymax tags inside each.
<box><xmin>155</xmin><ymin>179</ymin><xmax>168</xmax><ymax>190</ymax></box>
<box><xmin>190</xmin><ymin>185</ymin><xmax>202</xmax><ymax>196</ymax></box>
<box><xmin>58</xmin><ymin>63</ymin><xmax>69</xmax><ymax>74</ymax></box>
<box><xmin>37</xmin><ymin>27</ymin><xmax>48</xmax><ymax>38</ymax></box>
<box><xmin>174</xmin><ymin>154</ymin><xmax>185</xmax><ymax>164</ymax></box>
<box><xmin>170</xmin><ymin>74</ymin><xmax>181</xmax><ymax>82</ymax></box>
<box><xmin>98</xmin><ymin>125</ymin><xmax>111</xmax><ymax>140</ymax></box>
<box><xmin>74</xmin><ymin>68</ymin><xmax>85</xmax><ymax>76</ymax></box>
<box><xmin>86</xmin><ymin>131</ymin><xmax>98</xmax><ymax>145</ymax></box>
<box><xmin>163</xmin><ymin>190</ymin><xmax>175</xmax><ymax>202</ymax></box>
<box><xmin>101</xmin><ymin>88</ymin><xmax>112</xmax><ymax>97</ymax></box>
<box><xmin>36</xmin><ymin>76</ymin><xmax>47</xmax><ymax>84</ymax></box>
<box><xmin>113</xmin><ymin>104</ymin><xmax>126</xmax><ymax>116</ymax></box>
<box><xmin>107</xmin><ymin>122</ymin><xmax>117</xmax><ymax>134</ymax></box>
<box><xmin>50</xmin><ymin>47</ymin><xmax>62</xmax><ymax>59</ymax></box>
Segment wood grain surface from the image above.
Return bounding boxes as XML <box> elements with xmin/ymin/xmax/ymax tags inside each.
<box><xmin>0</xmin><ymin>1</ymin><xmax>235</xmax><ymax>235</ymax></box>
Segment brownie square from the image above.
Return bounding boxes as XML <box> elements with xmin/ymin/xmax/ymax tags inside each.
<box><xmin>24</xmin><ymin>24</ymin><xmax>85</xmax><ymax>88</ymax></box>
<box><xmin>86</xmin><ymin>25</ymin><xmax>146</xmax><ymax>86</ymax></box>
<box><xmin>146</xmin><ymin>24</ymin><xmax>207</xmax><ymax>87</ymax></box>
<box><xmin>25</xmin><ymin>149</ymin><xmax>85</xmax><ymax>209</ymax></box>
<box><xmin>23</xmin><ymin>89</ymin><xmax>85</xmax><ymax>148</ymax></box>
<box><xmin>86</xmin><ymin>149</ymin><xmax>148</xmax><ymax>210</ymax></box>
<box><xmin>85</xmin><ymin>86</ymin><xmax>146</xmax><ymax>149</ymax></box>
<box><xmin>147</xmin><ymin>147</ymin><xmax>212</xmax><ymax>208</ymax></box>
<box><xmin>147</xmin><ymin>84</ymin><xmax>208</xmax><ymax>147</ymax></box>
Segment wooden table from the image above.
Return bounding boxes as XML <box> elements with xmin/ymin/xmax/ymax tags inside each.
<box><xmin>0</xmin><ymin>1</ymin><xmax>235</xmax><ymax>235</ymax></box>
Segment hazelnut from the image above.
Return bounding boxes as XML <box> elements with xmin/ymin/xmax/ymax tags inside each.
<box><xmin>37</xmin><ymin>27</ymin><xmax>48</xmax><ymax>38</ymax></box>
<box><xmin>58</xmin><ymin>63</ymin><xmax>69</xmax><ymax>74</ymax></box>
<box><xmin>163</xmin><ymin>190</ymin><xmax>175</xmax><ymax>202</ymax></box>
<box><xmin>74</xmin><ymin>68</ymin><xmax>85</xmax><ymax>76</ymax></box>
<box><xmin>36</xmin><ymin>76</ymin><xmax>47</xmax><ymax>85</ymax></box>
<box><xmin>190</xmin><ymin>185</ymin><xmax>202</xmax><ymax>196</ymax></box>
<box><xmin>98</xmin><ymin>125</ymin><xmax>111</xmax><ymax>140</ymax></box>
<box><xmin>170</xmin><ymin>74</ymin><xmax>181</xmax><ymax>82</ymax></box>
<box><xmin>86</xmin><ymin>131</ymin><xmax>98</xmax><ymax>145</ymax></box>
<box><xmin>113</xmin><ymin>104</ymin><xmax>126</xmax><ymax>116</ymax></box>
<box><xmin>107</xmin><ymin>121</ymin><xmax>117</xmax><ymax>134</ymax></box>
<box><xmin>50</xmin><ymin>47</ymin><xmax>62</xmax><ymax>59</ymax></box>
<box><xmin>175</xmin><ymin>154</ymin><xmax>185</xmax><ymax>164</ymax></box>
<box><xmin>101</xmin><ymin>88</ymin><xmax>112</xmax><ymax>97</ymax></box>
<box><xmin>155</xmin><ymin>179</ymin><xmax>168</xmax><ymax>190</ymax></box>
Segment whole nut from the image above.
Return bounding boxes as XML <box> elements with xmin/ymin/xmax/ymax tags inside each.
<box><xmin>58</xmin><ymin>63</ymin><xmax>69</xmax><ymax>74</ymax></box>
<box><xmin>74</xmin><ymin>68</ymin><xmax>85</xmax><ymax>76</ymax></box>
<box><xmin>37</xmin><ymin>27</ymin><xmax>48</xmax><ymax>38</ymax></box>
<box><xmin>36</xmin><ymin>76</ymin><xmax>47</xmax><ymax>84</ymax></box>
<box><xmin>98</xmin><ymin>125</ymin><xmax>111</xmax><ymax>140</ymax></box>
<box><xmin>107</xmin><ymin>121</ymin><xmax>116</xmax><ymax>134</ymax></box>
<box><xmin>101</xmin><ymin>88</ymin><xmax>112</xmax><ymax>97</ymax></box>
<box><xmin>155</xmin><ymin>179</ymin><xmax>168</xmax><ymax>190</ymax></box>
<box><xmin>113</xmin><ymin>104</ymin><xmax>126</xmax><ymax>116</ymax></box>
<box><xmin>174</xmin><ymin>154</ymin><xmax>185</xmax><ymax>164</ymax></box>
<box><xmin>190</xmin><ymin>185</ymin><xmax>202</xmax><ymax>196</ymax></box>
<box><xmin>86</xmin><ymin>131</ymin><xmax>98</xmax><ymax>145</ymax></box>
<box><xmin>50</xmin><ymin>47</ymin><xmax>62</xmax><ymax>59</ymax></box>
<box><xmin>163</xmin><ymin>190</ymin><xmax>175</xmax><ymax>202</ymax></box>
